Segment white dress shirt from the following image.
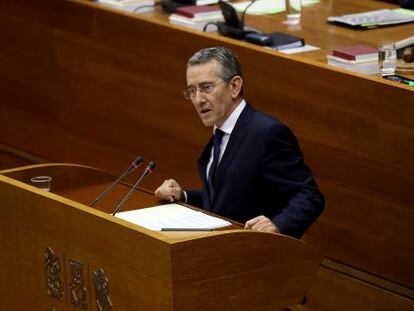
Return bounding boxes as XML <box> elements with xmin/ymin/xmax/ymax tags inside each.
<box><xmin>206</xmin><ymin>100</ymin><xmax>247</xmax><ymax>177</ymax></box>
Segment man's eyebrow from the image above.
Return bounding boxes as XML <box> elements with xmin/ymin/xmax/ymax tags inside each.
<box><xmin>187</xmin><ymin>80</ymin><xmax>213</xmax><ymax>88</ymax></box>
<box><xmin>199</xmin><ymin>81</ymin><xmax>214</xmax><ymax>86</ymax></box>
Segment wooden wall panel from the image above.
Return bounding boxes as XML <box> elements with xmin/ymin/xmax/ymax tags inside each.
<box><xmin>0</xmin><ymin>149</ymin><xmax>34</xmax><ymax>170</ymax></box>
<box><xmin>305</xmin><ymin>267</ymin><xmax>413</xmax><ymax>311</ymax></box>
<box><xmin>0</xmin><ymin>0</ymin><xmax>413</xmax><ymax>299</ymax></box>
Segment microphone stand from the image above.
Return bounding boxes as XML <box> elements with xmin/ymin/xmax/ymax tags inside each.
<box><xmin>90</xmin><ymin>156</ymin><xmax>144</xmax><ymax>207</ymax></box>
<box><xmin>112</xmin><ymin>162</ymin><xmax>156</xmax><ymax>216</ymax></box>
<box><xmin>240</xmin><ymin>0</ymin><xmax>259</xmax><ymax>30</ymax></box>
<box><xmin>217</xmin><ymin>0</ymin><xmax>259</xmax><ymax>39</ymax></box>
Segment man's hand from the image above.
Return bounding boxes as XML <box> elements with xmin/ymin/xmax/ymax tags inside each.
<box><xmin>154</xmin><ymin>179</ymin><xmax>183</xmax><ymax>202</ymax></box>
<box><xmin>245</xmin><ymin>215</ymin><xmax>280</xmax><ymax>233</ymax></box>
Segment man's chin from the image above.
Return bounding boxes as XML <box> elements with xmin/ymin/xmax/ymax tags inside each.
<box><xmin>200</xmin><ymin>118</ymin><xmax>215</xmax><ymax>127</ymax></box>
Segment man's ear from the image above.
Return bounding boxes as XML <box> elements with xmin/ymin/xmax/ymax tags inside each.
<box><xmin>230</xmin><ymin>76</ymin><xmax>243</xmax><ymax>99</ymax></box>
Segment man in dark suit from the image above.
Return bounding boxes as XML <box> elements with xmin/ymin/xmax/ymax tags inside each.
<box><xmin>155</xmin><ymin>46</ymin><xmax>324</xmax><ymax>238</ymax></box>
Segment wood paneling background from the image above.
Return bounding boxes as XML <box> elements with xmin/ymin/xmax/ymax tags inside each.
<box><xmin>0</xmin><ymin>0</ymin><xmax>413</xmax><ymax>308</ymax></box>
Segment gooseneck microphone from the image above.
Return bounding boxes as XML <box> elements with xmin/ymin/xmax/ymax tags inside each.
<box><xmin>111</xmin><ymin>161</ymin><xmax>156</xmax><ymax>216</ymax></box>
<box><xmin>240</xmin><ymin>0</ymin><xmax>259</xmax><ymax>30</ymax></box>
<box><xmin>89</xmin><ymin>156</ymin><xmax>144</xmax><ymax>207</ymax></box>
<box><xmin>215</xmin><ymin>0</ymin><xmax>259</xmax><ymax>39</ymax></box>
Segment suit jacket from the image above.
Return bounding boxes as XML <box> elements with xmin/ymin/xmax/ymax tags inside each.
<box><xmin>187</xmin><ymin>103</ymin><xmax>324</xmax><ymax>238</ymax></box>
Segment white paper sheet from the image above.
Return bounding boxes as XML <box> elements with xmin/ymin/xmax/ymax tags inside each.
<box><xmin>116</xmin><ymin>203</ymin><xmax>232</xmax><ymax>231</ymax></box>
<box><xmin>277</xmin><ymin>44</ymin><xmax>320</xmax><ymax>54</ymax></box>
<box><xmin>232</xmin><ymin>0</ymin><xmax>319</xmax><ymax>15</ymax></box>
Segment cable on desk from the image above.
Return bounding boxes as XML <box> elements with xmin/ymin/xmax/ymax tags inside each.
<box><xmin>203</xmin><ymin>22</ymin><xmax>220</xmax><ymax>32</ymax></box>
<box><xmin>133</xmin><ymin>1</ymin><xmax>162</xmax><ymax>13</ymax></box>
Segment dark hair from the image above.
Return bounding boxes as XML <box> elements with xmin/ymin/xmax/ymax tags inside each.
<box><xmin>187</xmin><ymin>46</ymin><xmax>243</xmax><ymax>95</ymax></box>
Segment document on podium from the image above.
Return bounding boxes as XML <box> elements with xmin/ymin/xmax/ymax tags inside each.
<box><xmin>116</xmin><ymin>203</ymin><xmax>232</xmax><ymax>231</ymax></box>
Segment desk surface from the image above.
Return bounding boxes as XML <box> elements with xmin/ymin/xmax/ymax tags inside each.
<box><xmin>133</xmin><ymin>0</ymin><xmax>414</xmax><ymax>67</ymax></box>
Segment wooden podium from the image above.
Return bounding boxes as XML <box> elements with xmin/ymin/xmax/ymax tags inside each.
<box><xmin>0</xmin><ymin>163</ymin><xmax>321</xmax><ymax>311</ymax></box>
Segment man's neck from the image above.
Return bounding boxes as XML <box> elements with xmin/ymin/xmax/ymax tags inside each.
<box><xmin>231</xmin><ymin>97</ymin><xmax>242</xmax><ymax>112</ymax></box>
<box><xmin>215</xmin><ymin>97</ymin><xmax>243</xmax><ymax>128</ymax></box>
<box><xmin>214</xmin><ymin>98</ymin><xmax>246</xmax><ymax>133</ymax></box>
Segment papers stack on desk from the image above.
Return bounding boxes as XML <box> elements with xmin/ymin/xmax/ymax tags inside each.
<box><xmin>175</xmin><ymin>4</ymin><xmax>223</xmax><ymax>18</ymax></box>
<box><xmin>327</xmin><ymin>9</ymin><xmax>414</xmax><ymax>29</ymax></box>
<box><xmin>169</xmin><ymin>5</ymin><xmax>223</xmax><ymax>31</ymax></box>
<box><xmin>327</xmin><ymin>45</ymin><xmax>379</xmax><ymax>75</ymax></box>
<box><xmin>97</xmin><ymin>0</ymin><xmax>155</xmax><ymax>13</ymax></box>
<box><xmin>232</xmin><ymin>0</ymin><xmax>319</xmax><ymax>15</ymax></box>
<box><xmin>396</xmin><ymin>36</ymin><xmax>414</xmax><ymax>51</ymax></box>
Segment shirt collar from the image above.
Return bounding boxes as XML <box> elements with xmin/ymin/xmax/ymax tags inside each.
<box><xmin>214</xmin><ymin>99</ymin><xmax>246</xmax><ymax>135</ymax></box>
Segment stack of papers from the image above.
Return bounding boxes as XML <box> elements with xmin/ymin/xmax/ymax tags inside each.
<box><xmin>232</xmin><ymin>0</ymin><xmax>319</xmax><ymax>15</ymax></box>
<box><xmin>97</xmin><ymin>0</ymin><xmax>155</xmax><ymax>13</ymax></box>
<box><xmin>116</xmin><ymin>203</ymin><xmax>232</xmax><ymax>231</ymax></box>
<box><xmin>169</xmin><ymin>14</ymin><xmax>223</xmax><ymax>32</ymax></box>
<box><xmin>327</xmin><ymin>45</ymin><xmax>379</xmax><ymax>75</ymax></box>
<box><xmin>327</xmin><ymin>9</ymin><xmax>414</xmax><ymax>29</ymax></box>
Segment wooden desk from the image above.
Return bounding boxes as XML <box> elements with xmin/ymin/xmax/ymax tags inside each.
<box><xmin>141</xmin><ymin>0</ymin><xmax>414</xmax><ymax>64</ymax></box>
<box><xmin>0</xmin><ymin>163</ymin><xmax>321</xmax><ymax>311</ymax></box>
<box><xmin>0</xmin><ymin>0</ymin><xmax>413</xmax><ymax>310</ymax></box>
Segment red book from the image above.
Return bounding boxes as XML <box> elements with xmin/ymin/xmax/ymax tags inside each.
<box><xmin>176</xmin><ymin>5</ymin><xmax>221</xmax><ymax>19</ymax></box>
<box><xmin>332</xmin><ymin>45</ymin><xmax>378</xmax><ymax>61</ymax></box>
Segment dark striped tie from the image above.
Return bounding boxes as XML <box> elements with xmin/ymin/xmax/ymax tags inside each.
<box><xmin>208</xmin><ymin>129</ymin><xmax>225</xmax><ymax>200</ymax></box>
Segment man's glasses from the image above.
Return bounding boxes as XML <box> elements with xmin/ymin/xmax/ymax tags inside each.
<box><xmin>183</xmin><ymin>80</ymin><xmax>226</xmax><ymax>100</ymax></box>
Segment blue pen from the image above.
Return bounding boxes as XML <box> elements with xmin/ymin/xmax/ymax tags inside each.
<box><xmin>384</xmin><ymin>75</ymin><xmax>414</xmax><ymax>86</ymax></box>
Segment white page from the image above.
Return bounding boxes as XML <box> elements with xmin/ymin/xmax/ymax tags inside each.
<box><xmin>232</xmin><ymin>0</ymin><xmax>285</xmax><ymax>15</ymax></box>
<box><xmin>278</xmin><ymin>44</ymin><xmax>320</xmax><ymax>54</ymax></box>
<box><xmin>116</xmin><ymin>203</ymin><xmax>232</xmax><ymax>231</ymax></box>
<box><xmin>232</xmin><ymin>0</ymin><xmax>319</xmax><ymax>15</ymax></box>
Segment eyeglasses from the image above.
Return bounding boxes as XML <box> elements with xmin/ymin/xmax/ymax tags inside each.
<box><xmin>183</xmin><ymin>80</ymin><xmax>226</xmax><ymax>100</ymax></box>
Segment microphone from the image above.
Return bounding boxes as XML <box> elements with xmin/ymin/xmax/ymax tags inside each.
<box><xmin>216</xmin><ymin>0</ymin><xmax>259</xmax><ymax>39</ymax></box>
<box><xmin>111</xmin><ymin>161</ymin><xmax>156</xmax><ymax>216</ymax></box>
<box><xmin>240</xmin><ymin>0</ymin><xmax>259</xmax><ymax>30</ymax></box>
<box><xmin>89</xmin><ymin>156</ymin><xmax>144</xmax><ymax>207</ymax></box>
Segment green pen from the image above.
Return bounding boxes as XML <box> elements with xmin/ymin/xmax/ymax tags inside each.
<box><xmin>384</xmin><ymin>75</ymin><xmax>414</xmax><ymax>86</ymax></box>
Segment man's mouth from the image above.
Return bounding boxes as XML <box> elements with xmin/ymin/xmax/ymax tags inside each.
<box><xmin>200</xmin><ymin>108</ymin><xmax>211</xmax><ymax>116</ymax></box>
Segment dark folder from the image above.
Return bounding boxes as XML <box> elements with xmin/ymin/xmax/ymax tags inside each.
<box><xmin>270</xmin><ymin>32</ymin><xmax>305</xmax><ymax>50</ymax></box>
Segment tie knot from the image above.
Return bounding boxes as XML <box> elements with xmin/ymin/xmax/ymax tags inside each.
<box><xmin>214</xmin><ymin>129</ymin><xmax>225</xmax><ymax>144</ymax></box>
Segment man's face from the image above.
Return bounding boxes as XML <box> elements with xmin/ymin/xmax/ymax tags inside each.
<box><xmin>186</xmin><ymin>60</ymin><xmax>241</xmax><ymax>127</ymax></box>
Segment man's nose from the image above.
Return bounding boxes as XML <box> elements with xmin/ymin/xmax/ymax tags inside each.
<box><xmin>193</xmin><ymin>89</ymin><xmax>206</xmax><ymax>103</ymax></box>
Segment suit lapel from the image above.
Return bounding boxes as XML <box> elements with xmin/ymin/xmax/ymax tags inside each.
<box><xmin>198</xmin><ymin>137</ymin><xmax>213</xmax><ymax>207</ymax></box>
<box><xmin>212</xmin><ymin>104</ymin><xmax>255</xmax><ymax>203</ymax></box>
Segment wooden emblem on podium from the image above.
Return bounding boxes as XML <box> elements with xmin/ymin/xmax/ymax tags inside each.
<box><xmin>44</xmin><ymin>247</ymin><xmax>64</xmax><ymax>300</ymax></box>
<box><xmin>93</xmin><ymin>268</ymin><xmax>113</xmax><ymax>311</ymax></box>
<box><xmin>68</xmin><ymin>259</ymin><xmax>88</xmax><ymax>309</ymax></box>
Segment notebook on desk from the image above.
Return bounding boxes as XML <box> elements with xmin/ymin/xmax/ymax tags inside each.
<box><xmin>327</xmin><ymin>9</ymin><xmax>414</xmax><ymax>29</ymax></box>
